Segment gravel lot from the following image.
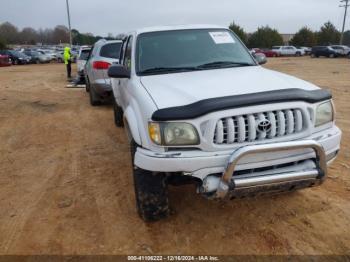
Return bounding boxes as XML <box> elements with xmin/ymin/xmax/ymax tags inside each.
<box><xmin>0</xmin><ymin>57</ymin><xmax>349</xmax><ymax>255</ymax></box>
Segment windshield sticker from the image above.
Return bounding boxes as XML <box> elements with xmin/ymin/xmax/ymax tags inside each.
<box><xmin>209</xmin><ymin>32</ymin><xmax>235</xmax><ymax>44</ymax></box>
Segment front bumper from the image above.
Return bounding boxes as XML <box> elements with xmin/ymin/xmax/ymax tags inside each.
<box><xmin>214</xmin><ymin>140</ymin><xmax>326</xmax><ymax>199</ymax></box>
<box><xmin>135</xmin><ymin>126</ymin><xmax>341</xmax><ymax>198</ymax></box>
<box><xmin>135</xmin><ymin>126</ymin><xmax>341</xmax><ymax>177</ymax></box>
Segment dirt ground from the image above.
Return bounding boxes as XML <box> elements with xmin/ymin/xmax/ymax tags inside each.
<box><xmin>0</xmin><ymin>57</ymin><xmax>349</xmax><ymax>256</ymax></box>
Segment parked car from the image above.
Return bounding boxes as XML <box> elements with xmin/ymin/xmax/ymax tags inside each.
<box><xmin>298</xmin><ymin>46</ymin><xmax>312</xmax><ymax>55</ymax></box>
<box><xmin>107</xmin><ymin>25</ymin><xmax>341</xmax><ymax>221</ymax></box>
<box><xmin>23</xmin><ymin>50</ymin><xmax>51</xmax><ymax>64</ymax></box>
<box><xmin>330</xmin><ymin>45</ymin><xmax>350</xmax><ymax>57</ymax></box>
<box><xmin>77</xmin><ymin>46</ymin><xmax>91</xmax><ymax>78</ymax></box>
<box><xmin>311</xmin><ymin>46</ymin><xmax>338</xmax><ymax>58</ymax></box>
<box><xmin>0</xmin><ymin>54</ymin><xmax>11</xmax><ymax>67</ymax></box>
<box><xmin>85</xmin><ymin>39</ymin><xmax>123</xmax><ymax>105</ymax></box>
<box><xmin>37</xmin><ymin>50</ymin><xmax>57</xmax><ymax>61</ymax></box>
<box><xmin>0</xmin><ymin>50</ymin><xmax>30</xmax><ymax>65</ymax></box>
<box><xmin>272</xmin><ymin>46</ymin><xmax>305</xmax><ymax>56</ymax></box>
<box><xmin>57</xmin><ymin>51</ymin><xmax>64</xmax><ymax>63</ymax></box>
<box><xmin>252</xmin><ymin>48</ymin><xmax>279</xmax><ymax>57</ymax></box>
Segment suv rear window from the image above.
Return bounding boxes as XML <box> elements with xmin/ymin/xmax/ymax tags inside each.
<box><xmin>79</xmin><ymin>49</ymin><xmax>91</xmax><ymax>60</ymax></box>
<box><xmin>100</xmin><ymin>43</ymin><xmax>122</xmax><ymax>59</ymax></box>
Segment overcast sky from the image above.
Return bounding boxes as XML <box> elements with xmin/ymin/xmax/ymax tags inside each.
<box><xmin>0</xmin><ymin>0</ymin><xmax>348</xmax><ymax>36</ymax></box>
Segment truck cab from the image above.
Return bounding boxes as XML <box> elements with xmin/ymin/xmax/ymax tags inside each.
<box><xmin>108</xmin><ymin>25</ymin><xmax>341</xmax><ymax>221</ymax></box>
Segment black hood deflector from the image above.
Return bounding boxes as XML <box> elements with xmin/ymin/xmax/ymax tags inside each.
<box><xmin>152</xmin><ymin>88</ymin><xmax>332</xmax><ymax>121</ymax></box>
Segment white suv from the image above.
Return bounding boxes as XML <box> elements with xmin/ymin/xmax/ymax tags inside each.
<box><xmin>331</xmin><ymin>45</ymin><xmax>350</xmax><ymax>56</ymax></box>
<box><xmin>272</xmin><ymin>46</ymin><xmax>305</xmax><ymax>56</ymax></box>
<box><xmin>108</xmin><ymin>25</ymin><xmax>341</xmax><ymax>221</ymax></box>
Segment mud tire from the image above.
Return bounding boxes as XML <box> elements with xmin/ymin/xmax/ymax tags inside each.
<box><xmin>130</xmin><ymin>141</ymin><xmax>170</xmax><ymax>222</ymax></box>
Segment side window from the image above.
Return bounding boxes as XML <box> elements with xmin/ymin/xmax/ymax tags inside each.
<box><xmin>123</xmin><ymin>36</ymin><xmax>133</xmax><ymax>70</ymax></box>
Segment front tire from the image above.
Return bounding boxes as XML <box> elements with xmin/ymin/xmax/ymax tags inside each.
<box><xmin>130</xmin><ymin>140</ymin><xmax>170</xmax><ymax>222</ymax></box>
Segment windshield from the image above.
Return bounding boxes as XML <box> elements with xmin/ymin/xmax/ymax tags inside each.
<box><xmin>136</xmin><ymin>29</ymin><xmax>256</xmax><ymax>75</ymax></box>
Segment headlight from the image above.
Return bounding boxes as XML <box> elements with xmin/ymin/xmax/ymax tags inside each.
<box><xmin>315</xmin><ymin>101</ymin><xmax>333</xmax><ymax>127</ymax></box>
<box><xmin>149</xmin><ymin>122</ymin><xmax>199</xmax><ymax>146</ymax></box>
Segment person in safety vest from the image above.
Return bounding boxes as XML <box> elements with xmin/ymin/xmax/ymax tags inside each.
<box><xmin>63</xmin><ymin>46</ymin><xmax>72</xmax><ymax>79</ymax></box>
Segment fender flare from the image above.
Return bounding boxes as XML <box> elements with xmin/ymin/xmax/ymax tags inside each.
<box><xmin>123</xmin><ymin>106</ymin><xmax>142</xmax><ymax>146</ymax></box>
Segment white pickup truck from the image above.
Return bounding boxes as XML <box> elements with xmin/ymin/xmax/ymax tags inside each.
<box><xmin>272</xmin><ymin>46</ymin><xmax>305</xmax><ymax>56</ymax></box>
<box><xmin>108</xmin><ymin>25</ymin><xmax>341</xmax><ymax>221</ymax></box>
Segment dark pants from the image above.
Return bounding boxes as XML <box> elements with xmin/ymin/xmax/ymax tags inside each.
<box><xmin>66</xmin><ymin>61</ymin><xmax>71</xmax><ymax>78</ymax></box>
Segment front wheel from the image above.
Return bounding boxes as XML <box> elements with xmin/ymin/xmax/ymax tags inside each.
<box><xmin>329</xmin><ymin>54</ymin><xmax>335</xmax><ymax>58</ymax></box>
<box><xmin>130</xmin><ymin>140</ymin><xmax>170</xmax><ymax>222</ymax></box>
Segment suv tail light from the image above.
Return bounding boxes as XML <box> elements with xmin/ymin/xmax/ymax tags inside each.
<box><xmin>93</xmin><ymin>61</ymin><xmax>111</xmax><ymax>70</ymax></box>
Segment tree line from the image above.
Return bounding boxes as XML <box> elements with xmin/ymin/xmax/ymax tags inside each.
<box><xmin>1</xmin><ymin>20</ymin><xmax>349</xmax><ymax>50</ymax></box>
<box><xmin>230</xmin><ymin>21</ymin><xmax>349</xmax><ymax>48</ymax></box>
<box><xmin>0</xmin><ymin>22</ymin><xmax>121</xmax><ymax>49</ymax></box>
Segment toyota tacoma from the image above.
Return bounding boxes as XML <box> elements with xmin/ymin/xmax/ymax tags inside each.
<box><xmin>108</xmin><ymin>25</ymin><xmax>342</xmax><ymax>221</ymax></box>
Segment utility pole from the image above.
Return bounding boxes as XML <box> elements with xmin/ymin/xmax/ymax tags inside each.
<box><xmin>66</xmin><ymin>0</ymin><xmax>72</xmax><ymax>46</ymax></box>
<box><xmin>340</xmin><ymin>0</ymin><xmax>349</xmax><ymax>45</ymax></box>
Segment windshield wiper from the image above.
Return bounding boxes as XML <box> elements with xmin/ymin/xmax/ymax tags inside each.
<box><xmin>140</xmin><ymin>62</ymin><xmax>255</xmax><ymax>75</ymax></box>
<box><xmin>140</xmin><ymin>67</ymin><xmax>197</xmax><ymax>75</ymax></box>
<box><xmin>197</xmin><ymin>61</ymin><xmax>255</xmax><ymax>69</ymax></box>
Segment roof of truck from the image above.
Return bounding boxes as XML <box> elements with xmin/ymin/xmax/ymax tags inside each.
<box><xmin>134</xmin><ymin>24</ymin><xmax>226</xmax><ymax>35</ymax></box>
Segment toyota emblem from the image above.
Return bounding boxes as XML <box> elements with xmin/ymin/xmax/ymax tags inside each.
<box><xmin>257</xmin><ymin>120</ymin><xmax>272</xmax><ymax>133</ymax></box>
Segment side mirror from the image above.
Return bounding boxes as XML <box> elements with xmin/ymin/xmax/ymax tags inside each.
<box><xmin>253</xmin><ymin>53</ymin><xmax>267</xmax><ymax>65</ymax></box>
<box><xmin>108</xmin><ymin>64</ymin><xmax>130</xmax><ymax>78</ymax></box>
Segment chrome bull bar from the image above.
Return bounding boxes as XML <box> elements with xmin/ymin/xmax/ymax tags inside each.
<box><xmin>214</xmin><ymin>140</ymin><xmax>327</xmax><ymax>199</ymax></box>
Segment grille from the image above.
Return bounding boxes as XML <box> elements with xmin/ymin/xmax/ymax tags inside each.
<box><xmin>213</xmin><ymin>109</ymin><xmax>307</xmax><ymax>144</ymax></box>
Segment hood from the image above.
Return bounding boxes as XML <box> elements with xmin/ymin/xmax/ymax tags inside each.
<box><xmin>140</xmin><ymin>66</ymin><xmax>319</xmax><ymax>109</ymax></box>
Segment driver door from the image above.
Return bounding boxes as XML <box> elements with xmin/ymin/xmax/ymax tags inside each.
<box><xmin>114</xmin><ymin>35</ymin><xmax>133</xmax><ymax>109</ymax></box>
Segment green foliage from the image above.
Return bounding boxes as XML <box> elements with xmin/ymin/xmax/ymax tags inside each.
<box><xmin>248</xmin><ymin>26</ymin><xmax>284</xmax><ymax>48</ymax></box>
<box><xmin>290</xmin><ymin>27</ymin><xmax>317</xmax><ymax>47</ymax></box>
<box><xmin>0</xmin><ymin>37</ymin><xmax>6</xmax><ymax>49</ymax></box>
<box><xmin>0</xmin><ymin>21</ymin><xmax>116</xmax><ymax>46</ymax></box>
<box><xmin>317</xmin><ymin>21</ymin><xmax>341</xmax><ymax>45</ymax></box>
<box><xmin>72</xmin><ymin>29</ymin><xmax>116</xmax><ymax>45</ymax></box>
<box><xmin>0</xmin><ymin>22</ymin><xmax>19</xmax><ymax>44</ymax></box>
<box><xmin>343</xmin><ymin>30</ymin><xmax>350</xmax><ymax>46</ymax></box>
<box><xmin>229</xmin><ymin>21</ymin><xmax>247</xmax><ymax>44</ymax></box>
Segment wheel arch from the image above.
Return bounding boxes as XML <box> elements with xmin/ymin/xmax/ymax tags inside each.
<box><xmin>123</xmin><ymin>106</ymin><xmax>142</xmax><ymax>146</ymax></box>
